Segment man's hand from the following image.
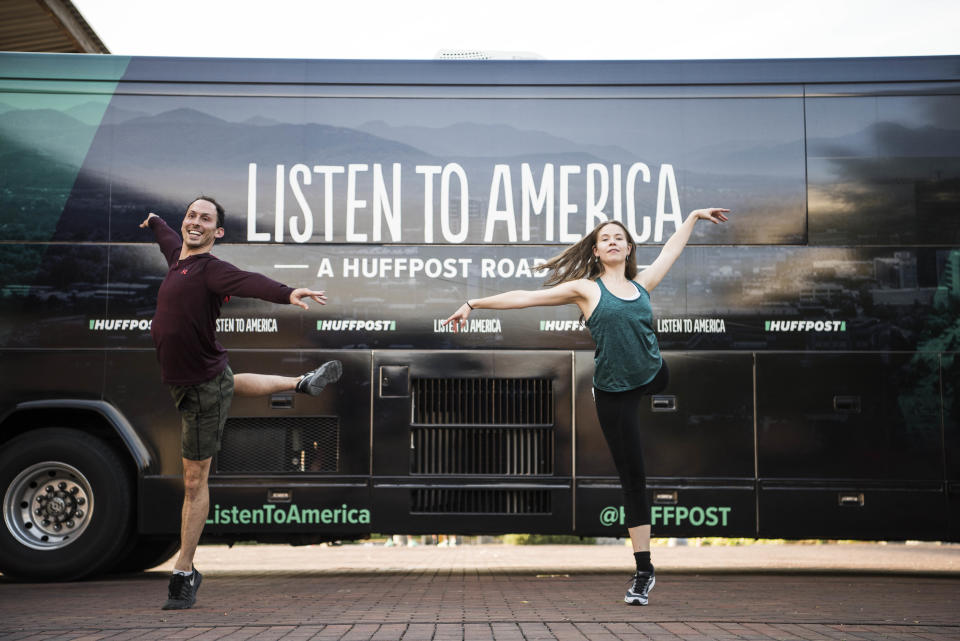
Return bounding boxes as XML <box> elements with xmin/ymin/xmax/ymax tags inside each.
<box><xmin>290</xmin><ymin>288</ymin><xmax>327</xmax><ymax>310</ymax></box>
<box><xmin>139</xmin><ymin>213</ymin><xmax>158</xmax><ymax>228</ymax></box>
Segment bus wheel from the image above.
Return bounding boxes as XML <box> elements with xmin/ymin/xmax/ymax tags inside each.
<box><xmin>0</xmin><ymin>428</ymin><xmax>133</xmax><ymax>581</ymax></box>
<box><xmin>111</xmin><ymin>535</ymin><xmax>180</xmax><ymax>573</ymax></box>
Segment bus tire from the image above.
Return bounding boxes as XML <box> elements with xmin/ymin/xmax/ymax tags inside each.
<box><xmin>111</xmin><ymin>535</ymin><xmax>180</xmax><ymax>573</ymax></box>
<box><xmin>0</xmin><ymin>428</ymin><xmax>133</xmax><ymax>581</ymax></box>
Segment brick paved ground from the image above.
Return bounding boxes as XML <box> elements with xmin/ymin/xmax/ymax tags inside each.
<box><xmin>151</xmin><ymin>542</ymin><xmax>960</xmax><ymax>575</ymax></box>
<box><xmin>1</xmin><ymin>545</ymin><xmax>958</xmax><ymax>640</ymax></box>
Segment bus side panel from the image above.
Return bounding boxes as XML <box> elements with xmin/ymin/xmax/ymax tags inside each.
<box><xmin>140</xmin><ymin>479</ymin><xmax>374</xmax><ymax>537</ymax></box>
<box><xmin>757</xmin><ymin>353</ymin><xmax>942</xmax><ymax>481</ymax></box>
<box><xmin>575</xmin><ymin>485</ymin><xmax>756</xmax><ymax>538</ymax></box>
<box><xmin>756</xmin><ymin>352</ymin><xmax>947</xmax><ymax>540</ymax></box>
<box><xmin>103</xmin><ymin>351</ymin><xmax>182</xmax><ymax>476</ymax></box>
<box><xmin>218</xmin><ymin>350</ymin><xmax>371</xmax><ymax>476</ymax></box>
<box><xmin>574</xmin><ymin>351</ymin><xmax>756</xmax><ymax>538</ymax></box>
<box><xmin>0</xmin><ymin>351</ymin><xmax>107</xmax><ymax>421</ymax></box>
<box><xmin>945</xmin><ymin>352</ymin><xmax>960</xmax><ymax>541</ymax></box>
<box><xmin>134</xmin><ymin>349</ymin><xmax>372</xmax><ymax>535</ymax></box>
<box><xmin>757</xmin><ymin>486</ymin><xmax>945</xmax><ymax>541</ymax></box>
<box><xmin>200</xmin><ymin>484</ymin><xmax>373</xmax><ymax>538</ymax></box>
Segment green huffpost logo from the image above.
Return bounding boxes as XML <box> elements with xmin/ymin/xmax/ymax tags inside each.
<box><xmin>317</xmin><ymin>320</ymin><xmax>396</xmax><ymax>331</ymax></box>
<box><xmin>89</xmin><ymin>318</ymin><xmax>151</xmax><ymax>330</ymax></box>
<box><xmin>540</xmin><ymin>320</ymin><xmax>584</xmax><ymax>331</ymax></box>
<box><xmin>765</xmin><ymin>320</ymin><xmax>846</xmax><ymax>331</ymax></box>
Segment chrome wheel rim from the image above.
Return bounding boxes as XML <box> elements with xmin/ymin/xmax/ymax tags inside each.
<box><xmin>3</xmin><ymin>462</ymin><xmax>94</xmax><ymax>551</ymax></box>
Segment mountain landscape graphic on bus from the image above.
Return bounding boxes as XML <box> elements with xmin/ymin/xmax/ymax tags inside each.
<box><xmin>7</xmin><ymin>98</ymin><xmax>958</xmax><ymax>249</ymax></box>
<box><xmin>2</xmin><ymin>98</ymin><xmax>811</xmax><ymax>245</ymax></box>
<box><xmin>1</xmin><ymin>94</ymin><xmax>958</xmax><ymax>354</ymax></box>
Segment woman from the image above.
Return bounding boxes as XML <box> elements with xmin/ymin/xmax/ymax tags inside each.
<box><xmin>444</xmin><ymin>207</ymin><xmax>729</xmax><ymax>605</ymax></box>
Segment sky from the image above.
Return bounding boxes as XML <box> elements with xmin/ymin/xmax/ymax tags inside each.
<box><xmin>71</xmin><ymin>0</ymin><xmax>959</xmax><ymax>60</ymax></box>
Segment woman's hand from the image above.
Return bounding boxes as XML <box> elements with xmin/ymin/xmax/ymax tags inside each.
<box><xmin>692</xmin><ymin>208</ymin><xmax>730</xmax><ymax>224</ymax></box>
<box><xmin>442</xmin><ymin>303</ymin><xmax>472</xmax><ymax>330</ymax></box>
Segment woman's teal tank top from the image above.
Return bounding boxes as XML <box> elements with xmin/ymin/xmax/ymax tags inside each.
<box><xmin>585</xmin><ymin>278</ymin><xmax>662</xmax><ymax>392</ymax></box>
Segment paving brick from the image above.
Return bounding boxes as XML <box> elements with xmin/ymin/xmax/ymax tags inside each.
<box><xmin>308</xmin><ymin>625</ymin><xmax>351</xmax><ymax>640</ymax></box>
<box><xmin>218</xmin><ymin>629</ymin><xmax>264</xmax><ymax>641</ymax></box>
<box><xmin>400</xmin><ymin>624</ymin><xmax>435</xmax><ymax>641</ymax></box>
<box><xmin>545</xmin><ymin>622</ymin><xmax>588</xmax><ymax>641</ymax></box>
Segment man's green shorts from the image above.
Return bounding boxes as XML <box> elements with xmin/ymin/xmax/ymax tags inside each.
<box><xmin>168</xmin><ymin>366</ymin><xmax>234</xmax><ymax>461</ymax></box>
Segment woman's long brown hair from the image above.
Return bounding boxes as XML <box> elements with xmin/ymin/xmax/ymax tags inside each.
<box><xmin>540</xmin><ymin>219</ymin><xmax>638</xmax><ymax>286</ymax></box>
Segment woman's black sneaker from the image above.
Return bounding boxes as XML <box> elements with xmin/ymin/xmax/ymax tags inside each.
<box><xmin>624</xmin><ymin>569</ymin><xmax>655</xmax><ymax>605</ymax></box>
<box><xmin>162</xmin><ymin>567</ymin><xmax>203</xmax><ymax>610</ymax></box>
<box><xmin>296</xmin><ymin>360</ymin><xmax>343</xmax><ymax>396</ymax></box>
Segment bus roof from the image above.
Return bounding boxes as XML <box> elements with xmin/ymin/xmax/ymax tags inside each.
<box><xmin>2</xmin><ymin>52</ymin><xmax>960</xmax><ymax>86</ymax></box>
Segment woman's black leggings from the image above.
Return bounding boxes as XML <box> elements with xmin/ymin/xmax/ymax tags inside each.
<box><xmin>592</xmin><ymin>360</ymin><xmax>669</xmax><ymax>529</ymax></box>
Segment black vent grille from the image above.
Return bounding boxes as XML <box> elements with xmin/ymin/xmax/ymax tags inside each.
<box><xmin>215</xmin><ymin>417</ymin><xmax>339</xmax><ymax>474</ymax></box>
<box><xmin>411</xmin><ymin>427</ymin><xmax>554</xmax><ymax>475</ymax></box>
<box><xmin>411</xmin><ymin>489</ymin><xmax>551</xmax><ymax>514</ymax></box>
<box><xmin>412</xmin><ymin>378</ymin><xmax>553</xmax><ymax>425</ymax></box>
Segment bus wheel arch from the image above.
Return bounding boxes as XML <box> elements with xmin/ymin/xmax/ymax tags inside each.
<box><xmin>1</xmin><ymin>401</ymin><xmax>153</xmax><ymax>473</ymax></box>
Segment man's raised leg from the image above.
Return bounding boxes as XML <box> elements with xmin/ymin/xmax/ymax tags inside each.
<box><xmin>234</xmin><ymin>360</ymin><xmax>342</xmax><ymax>397</ymax></box>
<box><xmin>233</xmin><ymin>373</ymin><xmax>299</xmax><ymax>396</ymax></box>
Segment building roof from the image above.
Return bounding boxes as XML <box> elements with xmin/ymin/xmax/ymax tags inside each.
<box><xmin>0</xmin><ymin>0</ymin><xmax>109</xmax><ymax>54</ymax></box>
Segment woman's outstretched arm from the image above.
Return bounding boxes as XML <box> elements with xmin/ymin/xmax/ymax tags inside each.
<box><xmin>636</xmin><ymin>207</ymin><xmax>729</xmax><ymax>292</ymax></box>
<box><xmin>443</xmin><ymin>280</ymin><xmax>589</xmax><ymax>330</ymax></box>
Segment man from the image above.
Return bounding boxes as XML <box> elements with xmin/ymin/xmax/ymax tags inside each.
<box><xmin>140</xmin><ymin>196</ymin><xmax>341</xmax><ymax>610</ymax></box>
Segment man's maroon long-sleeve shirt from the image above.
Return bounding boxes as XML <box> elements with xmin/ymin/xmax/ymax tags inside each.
<box><xmin>148</xmin><ymin>216</ymin><xmax>294</xmax><ymax>385</ymax></box>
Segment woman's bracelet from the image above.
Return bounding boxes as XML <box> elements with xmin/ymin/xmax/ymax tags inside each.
<box><xmin>466</xmin><ymin>300</ymin><xmax>475</xmax><ymax>310</ymax></box>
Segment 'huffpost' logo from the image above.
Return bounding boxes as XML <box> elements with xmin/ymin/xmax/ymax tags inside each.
<box><xmin>765</xmin><ymin>320</ymin><xmax>846</xmax><ymax>332</ymax></box>
<box><xmin>540</xmin><ymin>320</ymin><xmax>586</xmax><ymax>331</ymax></box>
<box><xmin>89</xmin><ymin>319</ymin><xmax>151</xmax><ymax>331</ymax></box>
<box><xmin>317</xmin><ymin>320</ymin><xmax>397</xmax><ymax>331</ymax></box>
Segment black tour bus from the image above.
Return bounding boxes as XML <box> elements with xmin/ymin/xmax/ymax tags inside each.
<box><xmin>1</xmin><ymin>52</ymin><xmax>958</xmax><ymax>580</ymax></box>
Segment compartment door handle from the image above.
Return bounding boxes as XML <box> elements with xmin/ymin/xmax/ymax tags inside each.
<box><xmin>833</xmin><ymin>395</ymin><xmax>861</xmax><ymax>413</ymax></box>
<box><xmin>653</xmin><ymin>491</ymin><xmax>678</xmax><ymax>505</ymax></box>
<box><xmin>651</xmin><ymin>395</ymin><xmax>677</xmax><ymax>412</ymax></box>
<box><xmin>270</xmin><ymin>394</ymin><xmax>294</xmax><ymax>410</ymax></box>
<box><xmin>838</xmin><ymin>492</ymin><xmax>865</xmax><ymax>507</ymax></box>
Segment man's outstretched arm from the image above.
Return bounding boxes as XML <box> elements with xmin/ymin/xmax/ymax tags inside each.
<box><xmin>140</xmin><ymin>213</ymin><xmax>182</xmax><ymax>266</ymax></box>
<box><xmin>206</xmin><ymin>260</ymin><xmax>331</xmax><ymax>309</ymax></box>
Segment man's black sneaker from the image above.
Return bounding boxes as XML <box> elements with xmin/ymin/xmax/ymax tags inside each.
<box><xmin>296</xmin><ymin>360</ymin><xmax>343</xmax><ymax>396</ymax></box>
<box><xmin>162</xmin><ymin>567</ymin><xmax>202</xmax><ymax>610</ymax></box>
<box><xmin>625</xmin><ymin>569</ymin><xmax>655</xmax><ymax>605</ymax></box>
